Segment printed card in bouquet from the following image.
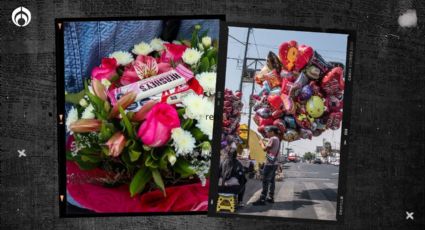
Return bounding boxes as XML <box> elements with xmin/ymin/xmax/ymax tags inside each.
<box><xmin>56</xmin><ymin>16</ymin><xmax>225</xmax><ymax>216</ymax></box>
<box><xmin>209</xmin><ymin>23</ymin><xmax>354</xmax><ymax>222</ymax></box>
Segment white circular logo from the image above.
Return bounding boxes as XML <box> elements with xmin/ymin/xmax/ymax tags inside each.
<box><xmin>12</xmin><ymin>6</ymin><xmax>31</xmax><ymax>27</ymax></box>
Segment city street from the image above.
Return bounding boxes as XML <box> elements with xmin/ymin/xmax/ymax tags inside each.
<box><xmin>237</xmin><ymin>162</ymin><xmax>339</xmax><ymax>220</ymax></box>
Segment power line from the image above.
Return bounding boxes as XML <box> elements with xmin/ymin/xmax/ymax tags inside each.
<box><xmin>228</xmin><ymin>34</ymin><xmax>246</xmax><ymax>46</ymax></box>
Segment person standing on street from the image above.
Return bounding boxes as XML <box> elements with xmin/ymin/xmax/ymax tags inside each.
<box><xmin>253</xmin><ymin>127</ymin><xmax>281</xmax><ymax>206</ymax></box>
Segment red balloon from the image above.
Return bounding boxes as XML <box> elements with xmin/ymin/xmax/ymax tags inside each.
<box><xmin>327</xmin><ymin>112</ymin><xmax>343</xmax><ymax>130</ymax></box>
<box><xmin>321</xmin><ymin>67</ymin><xmax>344</xmax><ymax>95</ymax></box>
<box><xmin>254</xmin><ymin>114</ymin><xmax>274</xmax><ymax>126</ymax></box>
<box><xmin>325</xmin><ymin>95</ymin><xmax>343</xmax><ymax>112</ymax></box>
<box><xmin>281</xmin><ymin>94</ymin><xmax>295</xmax><ymax>114</ymax></box>
<box><xmin>294</xmin><ymin>45</ymin><xmax>313</xmax><ymax>72</ymax></box>
<box><xmin>267</xmin><ymin>94</ymin><xmax>282</xmax><ymax>110</ymax></box>
<box><xmin>273</xmin><ymin>119</ymin><xmax>287</xmax><ymax>134</ymax></box>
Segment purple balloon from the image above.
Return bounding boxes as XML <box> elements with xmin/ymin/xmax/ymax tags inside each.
<box><xmin>299</xmin><ymin>84</ymin><xmax>313</xmax><ymax>101</ymax></box>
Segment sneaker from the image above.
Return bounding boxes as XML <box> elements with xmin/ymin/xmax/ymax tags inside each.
<box><xmin>266</xmin><ymin>197</ymin><xmax>274</xmax><ymax>203</ymax></box>
<box><xmin>252</xmin><ymin>199</ymin><xmax>266</xmax><ymax>206</ymax></box>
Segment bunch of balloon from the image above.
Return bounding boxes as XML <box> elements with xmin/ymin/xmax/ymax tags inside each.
<box><xmin>251</xmin><ymin>40</ymin><xmax>344</xmax><ymax>142</ymax></box>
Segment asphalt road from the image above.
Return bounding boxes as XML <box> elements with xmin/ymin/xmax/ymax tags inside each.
<box><xmin>235</xmin><ymin>162</ymin><xmax>339</xmax><ymax>221</ymax></box>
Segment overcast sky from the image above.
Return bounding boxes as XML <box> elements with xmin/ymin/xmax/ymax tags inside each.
<box><xmin>224</xmin><ymin>26</ymin><xmax>349</xmax><ymax>155</ymax></box>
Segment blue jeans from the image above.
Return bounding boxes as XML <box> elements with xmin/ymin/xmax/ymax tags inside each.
<box><xmin>261</xmin><ymin>164</ymin><xmax>278</xmax><ymax>200</ymax></box>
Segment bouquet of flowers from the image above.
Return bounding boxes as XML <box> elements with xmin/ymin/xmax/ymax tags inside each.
<box><xmin>65</xmin><ymin>25</ymin><xmax>217</xmax><ymax>202</ymax></box>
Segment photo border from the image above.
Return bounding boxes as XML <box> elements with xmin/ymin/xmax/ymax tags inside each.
<box><xmin>208</xmin><ymin>21</ymin><xmax>356</xmax><ymax>224</ymax></box>
<box><xmin>55</xmin><ymin>15</ymin><xmax>226</xmax><ymax>218</ymax></box>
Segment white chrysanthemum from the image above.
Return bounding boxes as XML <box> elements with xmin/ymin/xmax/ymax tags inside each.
<box><xmin>171</xmin><ymin>128</ymin><xmax>196</xmax><ymax>156</ymax></box>
<box><xmin>66</xmin><ymin>107</ymin><xmax>78</xmax><ymax>133</ymax></box>
<box><xmin>109</xmin><ymin>51</ymin><xmax>134</xmax><ymax>66</ymax></box>
<box><xmin>196</xmin><ymin>118</ymin><xmax>214</xmax><ymax>140</ymax></box>
<box><xmin>150</xmin><ymin>38</ymin><xmax>164</xmax><ymax>51</ymax></box>
<box><xmin>132</xmin><ymin>42</ymin><xmax>153</xmax><ymax>55</ymax></box>
<box><xmin>81</xmin><ymin>104</ymin><xmax>95</xmax><ymax>119</ymax></box>
<box><xmin>182</xmin><ymin>48</ymin><xmax>203</xmax><ymax>65</ymax></box>
<box><xmin>196</xmin><ymin>72</ymin><xmax>216</xmax><ymax>95</ymax></box>
<box><xmin>182</xmin><ymin>94</ymin><xmax>209</xmax><ymax>119</ymax></box>
<box><xmin>201</xmin><ymin>36</ymin><xmax>212</xmax><ymax>48</ymax></box>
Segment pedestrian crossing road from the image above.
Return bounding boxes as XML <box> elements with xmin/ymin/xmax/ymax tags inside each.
<box><xmin>235</xmin><ymin>162</ymin><xmax>339</xmax><ymax>221</ymax></box>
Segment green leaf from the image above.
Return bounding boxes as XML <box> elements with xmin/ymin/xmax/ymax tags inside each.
<box><xmin>98</xmin><ymin>122</ymin><xmax>114</xmax><ymax>142</ymax></box>
<box><xmin>206</xmin><ymin>47</ymin><xmax>217</xmax><ymax>59</ymax></box>
<box><xmin>84</xmin><ymin>80</ymin><xmax>107</xmax><ymax>119</ymax></box>
<box><xmin>191</xmin><ymin>27</ymin><xmax>199</xmax><ymax>48</ymax></box>
<box><xmin>81</xmin><ymin>154</ymin><xmax>101</xmax><ymax>163</ymax></box>
<box><xmin>66</xmin><ymin>151</ymin><xmax>75</xmax><ymax>160</ymax></box>
<box><xmin>75</xmin><ymin>157</ymin><xmax>98</xmax><ymax>170</ymax></box>
<box><xmin>129</xmin><ymin>149</ymin><xmax>142</xmax><ymax>162</ymax></box>
<box><xmin>181</xmin><ymin>118</ymin><xmax>194</xmax><ymax>130</ymax></box>
<box><xmin>118</xmin><ymin>106</ymin><xmax>135</xmax><ymax>139</ymax></box>
<box><xmin>198</xmin><ymin>57</ymin><xmax>209</xmax><ymax>73</ymax></box>
<box><xmin>145</xmin><ymin>154</ymin><xmax>158</xmax><ymax>169</ymax></box>
<box><xmin>173</xmin><ymin>158</ymin><xmax>196</xmax><ymax>178</ymax></box>
<box><xmin>190</xmin><ymin>126</ymin><xmax>207</xmax><ymax>142</ymax></box>
<box><xmin>65</xmin><ymin>90</ymin><xmax>85</xmax><ymax>105</ymax></box>
<box><xmin>177</xmin><ymin>108</ymin><xmax>186</xmax><ymax>118</ymax></box>
<box><xmin>209</xmin><ymin>57</ymin><xmax>216</xmax><ymax>71</ymax></box>
<box><xmin>110</xmin><ymin>74</ymin><xmax>120</xmax><ymax>83</ymax></box>
<box><xmin>152</xmin><ymin>169</ymin><xmax>166</xmax><ymax>196</ymax></box>
<box><xmin>129</xmin><ymin>166</ymin><xmax>152</xmax><ymax>197</ymax></box>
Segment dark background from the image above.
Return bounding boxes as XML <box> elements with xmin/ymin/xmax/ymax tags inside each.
<box><xmin>0</xmin><ymin>0</ymin><xmax>424</xmax><ymax>229</ymax></box>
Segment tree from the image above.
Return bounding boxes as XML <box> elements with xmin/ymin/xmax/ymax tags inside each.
<box><xmin>303</xmin><ymin>152</ymin><xmax>315</xmax><ymax>161</ymax></box>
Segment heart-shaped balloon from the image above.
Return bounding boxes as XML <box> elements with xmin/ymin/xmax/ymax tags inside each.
<box><xmin>294</xmin><ymin>45</ymin><xmax>313</xmax><ymax>72</ymax></box>
<box><xmin>278</xmin><ymin>40</ymin><xmax>298</xmax><ymax>71</ymax></box>
<box><xmin>267</xmin><ymin>94</ymin><xmax>282</xmax><ymax>110</ymax></box>
<box><xmin>321</xmin><ymin>67</ymin><xmax>344</xmax><ymax>95</ymax></box>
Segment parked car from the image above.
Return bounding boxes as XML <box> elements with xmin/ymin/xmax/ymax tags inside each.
<box><xmin>313</xmin><ymin>158</ymin><xmax>322</xmax><ymax>164</ymax></box>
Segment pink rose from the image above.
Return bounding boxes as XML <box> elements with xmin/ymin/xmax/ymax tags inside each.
<box><xmin>120</xmin><ymin>64</ymin><xmax>139</xmax><ymax>85</ymax></box>
<box><xmin>157</xmin><ymin>62</ymin><xmax>173</xmax><ymax>74</ymax></box>
<box><xmin>91</xmin><ymin>58</ymin><xmax>118</xmax><ymax>81</ymax></box>
<box><xmin>160</xmin><ymin>43</ymin><xmax>187</xmax><ymax>63</ymax></box>
<box><xmin>137</xmin><ymin>103</ymin><xmax>180</xmax><ymax>147</ymax></box>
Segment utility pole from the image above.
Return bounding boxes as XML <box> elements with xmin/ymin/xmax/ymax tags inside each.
<box><xmin>239</xmin><ymin>28</ymin><xmax>251</xmax><ymax>92</ymax></box>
